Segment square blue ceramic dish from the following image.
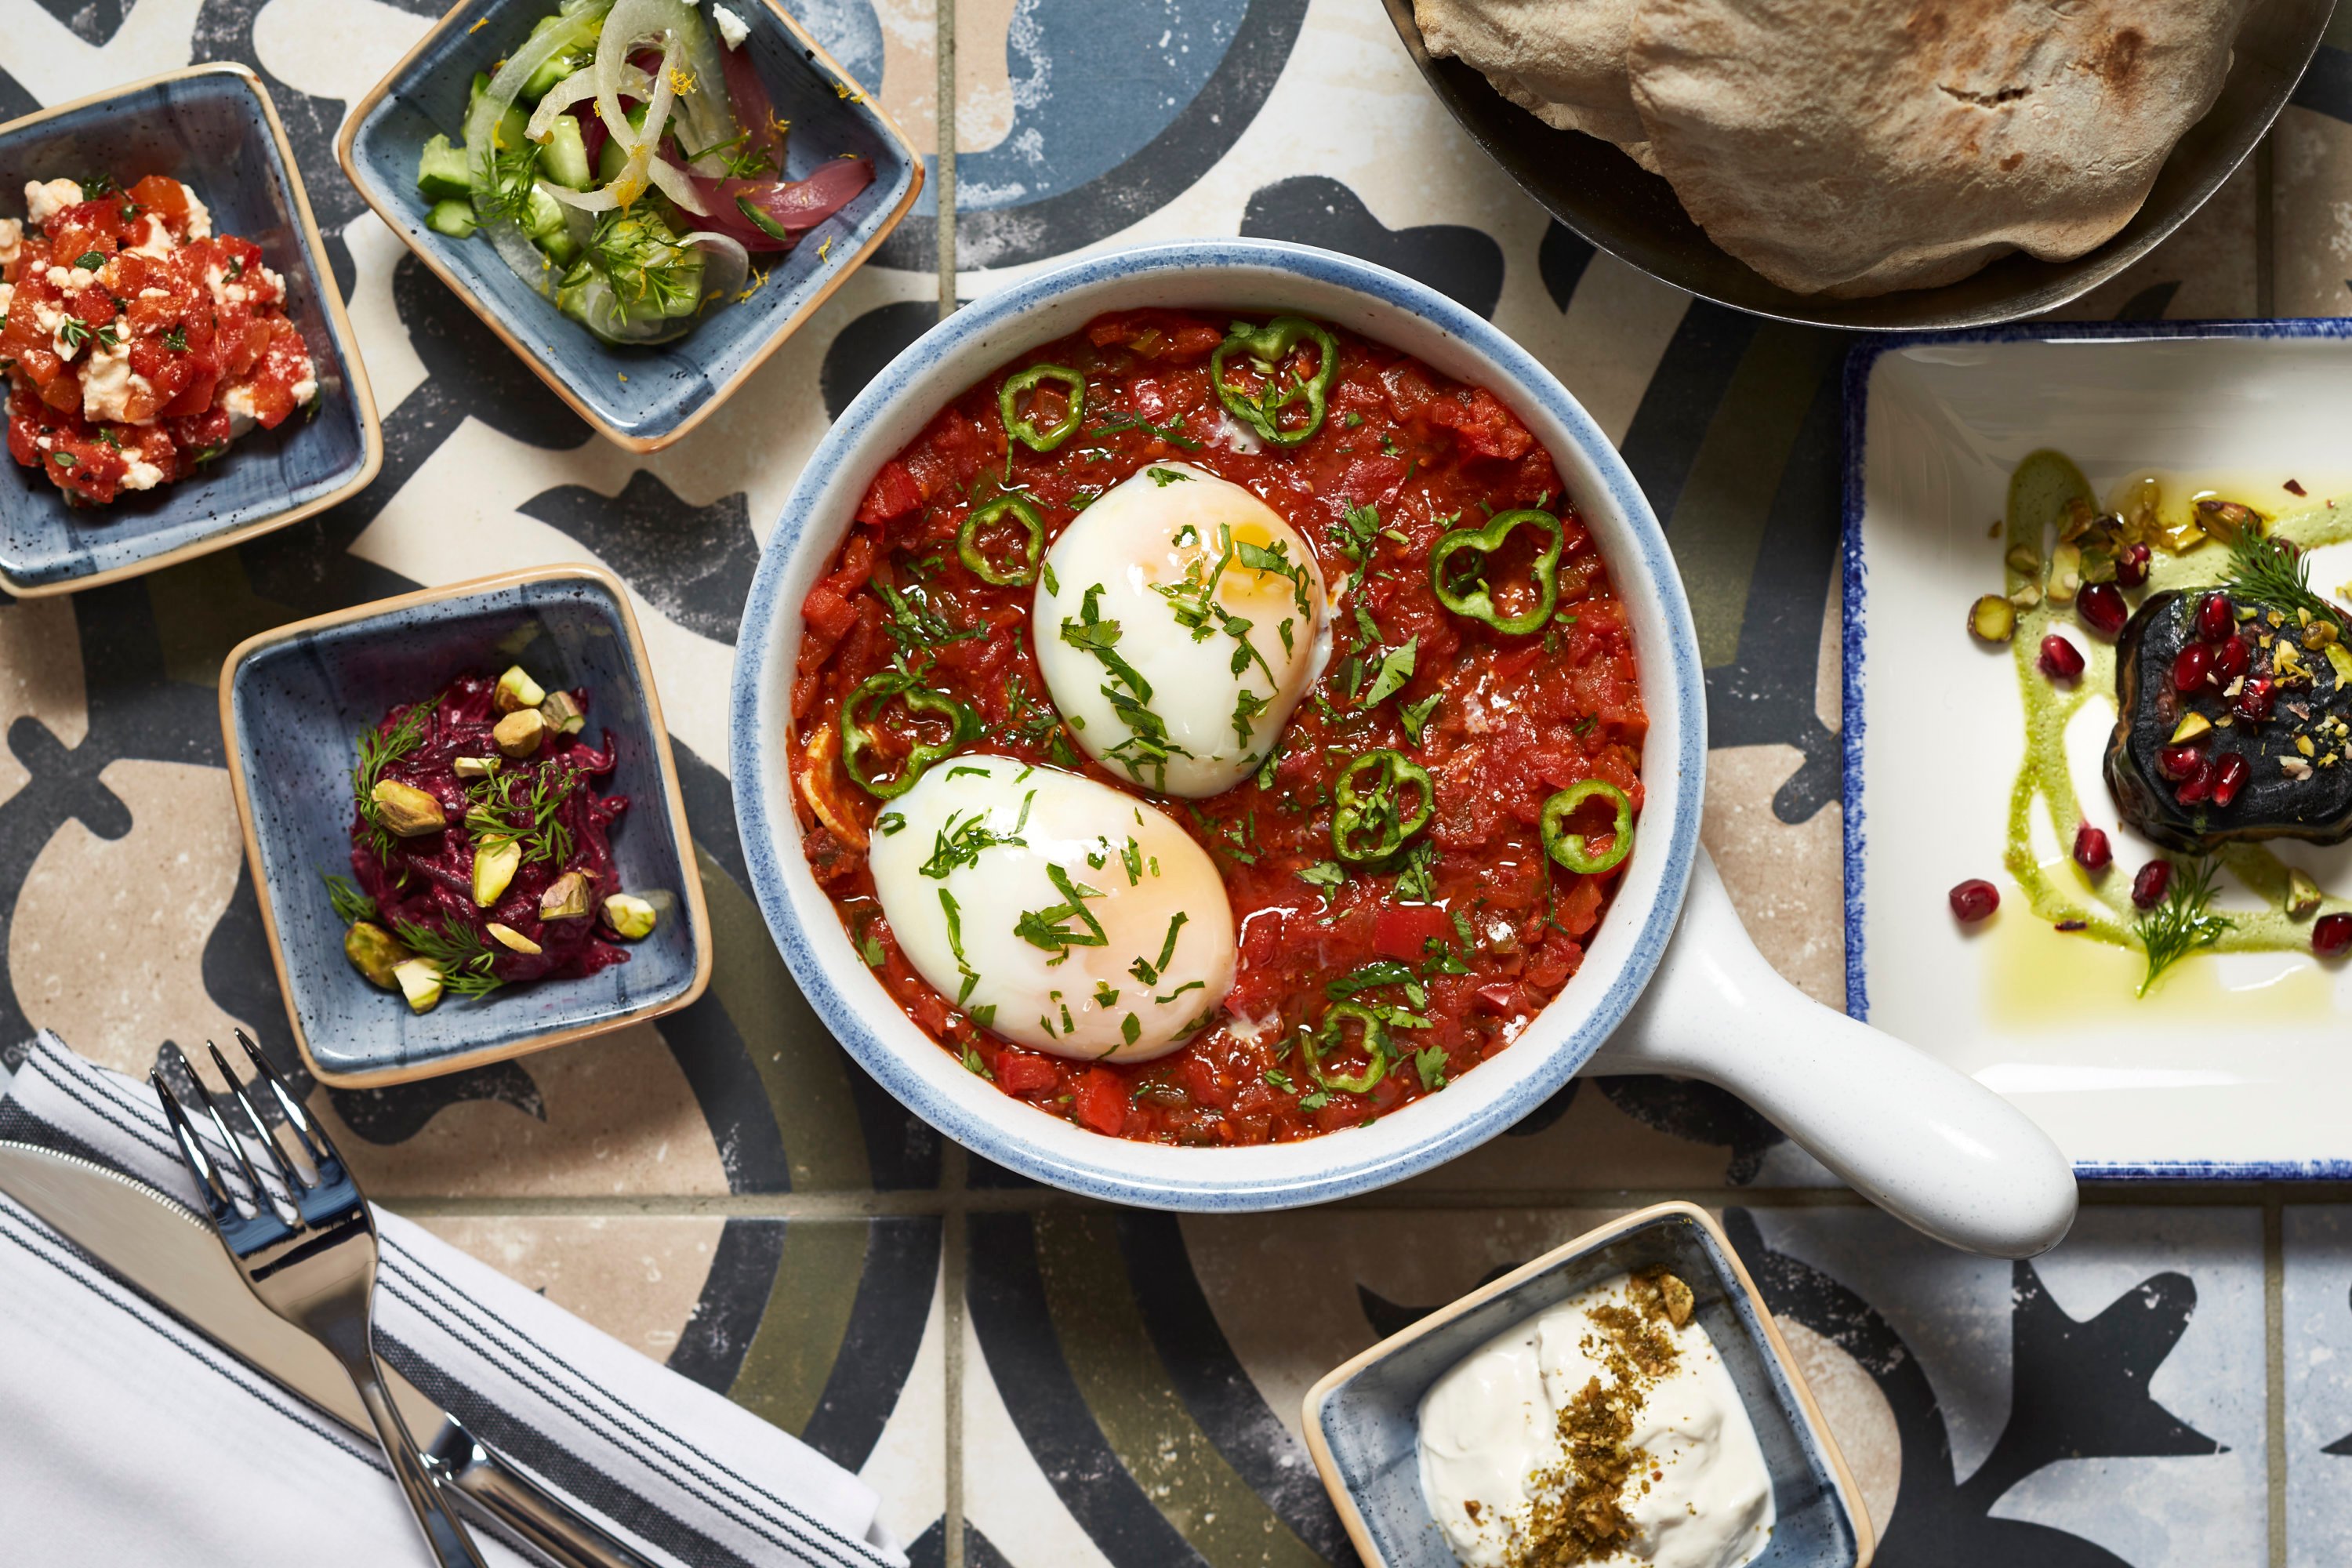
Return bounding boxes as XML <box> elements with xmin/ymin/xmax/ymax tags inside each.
<box><xmin>336</xmin><ymin>0</ymin><xmax>923</xmax><ymax>452</ymax></box>
<box><xmin>0</xmin><ymin>64</ymin><xmax>381</xmax><ymax>597</ymax></box>
<box><xmin>220</xmin><ymin>564</ymin><xmax>712</xmax><ymax>1087</ymax></box>
<box><xmin>1305</xmin><ymin>1203</ymin><xmax>1875</xmax><ymax>1568</ymax></box>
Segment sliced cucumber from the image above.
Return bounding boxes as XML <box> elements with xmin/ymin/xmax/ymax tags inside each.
<box><xmin>524</xmin><ymin>183</ymin><xmax>568</xmax><ymax>240</ymax></box>
<box><xmin>535</xmin><ymin>225</ymin><xmax>581</xmax><ymax>266</ymax></box>
<box><xmin>595</xmin><ymin>104</ymin><xmax>655</xmax><ymax>184</ymax></box>
<box><xmin>426</xmin><ymin>198</ymin><xmax>477</xmax><ymax>239</ymax></box>
<box><xmin>542</xmin><ymin>114</ymin><xmax>593</xmax><ymax>190</ymax></box>
<box><xmin>417</xmin><ymin>132</ymin><xmax>471</xmax><ymax>200</ymax></box>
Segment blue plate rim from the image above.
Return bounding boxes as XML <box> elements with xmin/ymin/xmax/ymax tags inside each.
<box><xmin>730</xmin><ymin>236</ymin><xmax>1708</xmax><ymax>1210</ymax></box>
<box><xmin>0</xmin><ymin>60</ymin><xmax>384</xmax><ymax>598</ymax></box>
<box><xmin>1839</xmin><ymin>314</ymin><xmax>2352</xmax><ymax>1182</ymax></box>
<box><xmin>332</xmin><ymin>0</ymin><xmax>926</xmax><ymax>454</ymax></box>
<box><xmin>218</xmin><ymin>560</ymin><xmax>715</xmax><ymax>1088</ymax></box>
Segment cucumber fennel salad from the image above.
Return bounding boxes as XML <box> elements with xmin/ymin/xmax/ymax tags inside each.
<box><xmin>416</xmin><ymin>0</ymin><xmax>874</xmax><ymax>345</ymax></box>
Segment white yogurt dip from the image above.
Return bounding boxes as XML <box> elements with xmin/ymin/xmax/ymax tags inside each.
<box><xmin>1417</xmin><ymin>1269</ymin><xmax>1774</xmax><ymax>1568</ymax></box>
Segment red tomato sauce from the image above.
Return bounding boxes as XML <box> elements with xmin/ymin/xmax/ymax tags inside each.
<box><xmin>789</xmin><ymin>308</ymin><xmax>1646</xmax><ymax>1145</ymax></box>
<box><xmin>2</xmin><ymin>175</ymin><xmax>316</xmax><ymax>505</ymax></box>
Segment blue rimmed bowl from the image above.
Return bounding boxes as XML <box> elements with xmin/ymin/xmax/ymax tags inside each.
<box><xmin>1303</xmin><ymin>1202</ymin><xmax>1875</xmax><ymax>1568</ymax></box>
<box><xmin>221</xmin><ymin>564</ymin><xmax>712</xmax><ymax>1087</ymax></box>
<box><xmin>336</xmin><ymin>0</ymin><xmax>922</xmax><ymax>453</ymax></box>
<box><xmin>730</xmin><ymin>240</ymin><xmax>2084</xmax><ymax>1242</ymax></box>
<box><xmin>728</xmin><ymin>238</ymin><xmax>1708</xmax><ymax>1210</ymax></box>
<box><xmin>0</xmin><ymin>64</ymin><xmax>381</xmax><ymax>597</ymax></box>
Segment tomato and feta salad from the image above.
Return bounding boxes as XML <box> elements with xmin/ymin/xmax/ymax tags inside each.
<box><xmin>789</xmin><ymin>308</ymin><xmax>1647</xmax><ymax>1146</ymax></box>
<box><xmin>0</xmin><ymin>175</ymin><xmax>318</xmax><ymax>505</ymax></box>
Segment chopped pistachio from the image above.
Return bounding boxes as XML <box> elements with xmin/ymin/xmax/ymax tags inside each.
<box><xmin>2288</xmin><ymin>869</ymin><xmax>2325</xmax><ymax>920</ymax></box>
<box><xmin>602</xmin><ymin>892</ymin><xmax>658</xmax><ymax>939</ymax></box>
<box><xmin>453</xmin><ymin>756</ymin><xmax>498</xmax><ymax>781</ymax></box>
<box><xmin>2283</xmin><ymin>755</ymin><xmax>2314</xmax><ymax>780</ymax></box>
<box><xmin>485</xmin><ymin>921</ymin><xmax>543</xmax><ymax>955</ymax></box>
<box><xmin>392</xmin><ymin>958</ymin><xmax>443</xmax><ymax>1013</ymax></box>
<box><xmin>493</xmin><ymin>665</ymin><xmax>546</xmax><ymax>712</ymax></box>
<box><xmin>1968</xmin><ymin>593</ymin><xmax>2016</xmax><ymax>643</ymax></box>
<box><xmin>369</xmin><ymin>779</ymin><xmax>446</xmax><ymax>836</ymax></box>
<box><xmin>2196</xmin><ymin>496</ymin><xmax>2259</xmax><ymax>541</ymax></box>
<box><xmin>2307</xmin><ymin>620</ymin><xmax>2340</xmax><ymax>652</ymax></box>
<box><xmin>540</xmin><ymin>869</ymin><xmax>595</xmax><ymax>920</ymax></box>
<box><xmin>2045</xmin><ymin>541</ymin><xmax>2082</xmax><ymax>604</ymax></box>
<box><xmin>2169</xmin><ymin>713</ymin><xmax>2214</xmax><ymax>743</ymax></box>
<box><xmin>2005</xmin><ymin>544</ymin><xmax>2041</xmax><ymax>575</ymax></box>
<box><xmin>2299</xmin><ymin>735</ymin><xmax>2318</xmax><ymax>757</ymax></box>
<box><xmin>2009</xmin><ymin>583</ymin><xmax>2042</xmax><ymax>609</ymax></box>
<box><xmin>343</xmin><ymin>921</ymin><xmax>410</xmax><ymax>989</ymax></box>
<box><xmin>492</xmin><ymin>707</ymin><xmax>546</xmax><ymax>758</ymax></box>
<box><xmin>473</xmin><ymin>837</ymin><xmax>521</xmax><ymax>906</ymax></box>
<box><xmin>538</xmin><ymin>690</ymin><xmax>586</xmax><ymax>735</ymax></box>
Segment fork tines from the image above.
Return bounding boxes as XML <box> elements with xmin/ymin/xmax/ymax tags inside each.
<box><xmin>151</xmin><ymin>1029</ymin><xmax>346</xmax><ymax>1235</ymax></box>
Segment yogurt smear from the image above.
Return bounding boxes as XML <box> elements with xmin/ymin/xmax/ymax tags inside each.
<box><xmin>1417</xmin><ymin>1269</ymin><xmax>1773</xmax><ymax>1568</ymax></box>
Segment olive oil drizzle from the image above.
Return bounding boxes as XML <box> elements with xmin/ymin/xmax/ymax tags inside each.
<box><xmin>2002</xmin><ymin>450</ymin><xmax>2352</xmax><ymax>989</ymax></box>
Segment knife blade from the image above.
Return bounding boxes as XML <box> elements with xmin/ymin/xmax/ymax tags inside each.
<box><xmin>0</xmin><ymin>1140</ymin><xmax>656</xmax><ymax>1568</ymax></box>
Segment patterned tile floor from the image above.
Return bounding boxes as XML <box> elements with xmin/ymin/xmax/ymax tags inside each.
<box><xmin>6</xmin><ymin>0</ymin><xmax>2352</xmax><ymax>1564</ymax></box>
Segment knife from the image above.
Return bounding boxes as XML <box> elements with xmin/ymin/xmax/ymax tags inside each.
<box><xmin>0</xmin><ymin>1139</ymin><xmax>657</xmax><ymax>1568</ymax></box>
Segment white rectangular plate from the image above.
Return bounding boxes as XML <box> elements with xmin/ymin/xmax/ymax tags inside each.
<box><xmin>1846</xmin><ymin>321</ymin><xmax>2352</xmax><ymax>1178</ymax></box>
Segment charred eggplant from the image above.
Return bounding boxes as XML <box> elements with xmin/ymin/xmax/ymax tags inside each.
<box><xmin>2106</xmin><ymin>588</ymin><xmax>2352</xmax><ymax>851</ymax></box>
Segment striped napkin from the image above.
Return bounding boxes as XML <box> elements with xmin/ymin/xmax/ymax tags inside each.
<box><xmin>0</xmin><ymin>1032</ymin><xmax>906</xmax><ymax>1568</ymax></box>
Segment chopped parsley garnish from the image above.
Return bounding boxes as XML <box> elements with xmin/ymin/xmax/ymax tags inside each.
<box><xmin>1128</xmin><ymin>912</ymin><xmax>1189</xmax><ymax>986</ymax></box>
<box><xmin>1414</xmin><ymin>1046</ymin><xmax>1449</xmax><ymax>1091</ymax></box>
<box><xmin>940</xmin><ymin>887</ymin><xmax>981</xmax><ymax>1004</ymax></box>
<box><xmin>1361</xmin><ymin>636</ymin><xmax>1418</xmax><ymax>710</ymax></box>
<box><xmin>1297</xmin><ymin>861</ymin><xmax>1346</xmax><ymax>891</ymax></box>
<box><xmin>1086</xmin><ymin>409</ymin><xmax>1202</xmax><ymax>450</ymax></box>
<box><xmin>1013</xmin><ymin>863</ymin><xmax>1109</xmax><ymax>963</ymax></box>
<box><xmin>920</xmin><ymin>797</ymin><xmax>1033</xmax><ymax>878</ymax></box>
<box><xmin>1062</xmin><ymin>583</ymin><xmax>1189</xmax><ymax>789</ymax></box>
<box><xmin>1145</xmin><ymin>466</ymin><xmax>1191</xmax><ymax>486</ymax></box>
<box><xmin>876</xmin><ymin>579</ymin><xmax>984</xmax><ymax>653</ymax></box>
<box><xmin>1399</xmin><ymin>692</ymin><xmax>1443</xmax><ymax>743</ymax></box>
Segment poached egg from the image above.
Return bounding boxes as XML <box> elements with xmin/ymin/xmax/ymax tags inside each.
<box><xmin>1033</xmin><ymin>462</ymin><xmax>1327</xmax><ymax>797</ymax></box>
<box><xmin>867</xmin><ymin>755</ymin><xmax>1236</xmax><ymax>1062</ymax></box>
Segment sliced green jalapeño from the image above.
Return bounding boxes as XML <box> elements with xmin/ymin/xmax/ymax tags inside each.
<box><xmin>1429</xmin><ymin>509</ymin><xmax>1563</xmax><ymax>636</ymax></box>
<box><xmin>840</xmin><ymin>670</ymin><xmax>980</xmax><ymax>799</ymax></box>
<box><xmin>1332</xmin><ymin>748</ymin><xmax>1435</xmax><ymax>863</ymax></box>
<box><xmin>1541</xmin><ymin>778</ymin><xmax>1634</xmax><ymax>875</ymax></box>
<box><xmin>959</xmin><ymin>494</ymin><xmax>1045</xmax><ymax>586</ymax></box>
<box><xmin>1304</xmin><ymin>1001</ymin><xmax>1389</xmax><ymax>1094</ymax></box>
<box><xmin>999</xmin><ymin>365</ymin><xmax>1085</xmax><ymax>452</ymax></box>
<box><xmin>1211</xmin><ymin>316</ymin><xmax>1338</xmax><ymax>447</ymax></box>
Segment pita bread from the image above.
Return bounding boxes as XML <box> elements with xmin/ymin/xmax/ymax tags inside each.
<box><xmin>1415</xmin><ymin>0</ymin><xmax>1650</xmax><ymax>155</ymax></box>
<box><xmin>1626</xmin><ymin>0</ymin><xmax>2251</xmax><ymax>296</ymax></box>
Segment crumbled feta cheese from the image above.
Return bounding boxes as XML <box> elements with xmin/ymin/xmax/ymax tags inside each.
<box><xmin>0</xmin><ymin>281</ymin><xmax>13</xmax><ymax>319</ymax></box>
<box><xmin>0</xmin><ymin>218</ymin><xmax>20</xmax><ymax>268</ymax></box>
<box><xmin>80</xmin><ymin>339</ymin><xmax>153</xmax><ymax>425</ymax></box>
<box><xmin>258</xmin><ymin>265</ymin><xmax>286</xmax><ymax>304</ymax></box>
<box><xmin>179</xmin><ymin>185</ymin><xmax>212</xmax><ymax>240</ymax></box>
<box><xmin>221</xmin><ymin>382</ymin><xmax>260</xmax><ymax>437</ymax></box>
<box><xmin>289</xmin><ymin>357</ymin><xmax>318</xmax><ymax>408</ymax></box>
<box><xmin>125</xmin><ymin>215</ymin><xmax>174</xmax><ymax>260</ymax></box>
<box><xmin>32</xmin><ymin>301</ymin><xmax>74</xmax><ymax>361</ymax></box>
<box><xmin>43</xmin><ymin>264</ymin><xmax>71</xmax><ymax>289</ymax></box>
<box><xmin>711</xmin><ymin>3</ymin><xmax>750</xmax><ymax>47</ymax></box>
<box><xmin>205</xmin><ymin>264</ymin><xmax>249</xmax><ymax>307</ymax></box>
<box><xmin>120</xmin><ymin>455</ymin><xmax>167</xmax><ymax>492</ymax></box>
<box><xmin>24</xmin><ymin>180</ymin><xmax>83</xmax><ymax>227</ymax></box>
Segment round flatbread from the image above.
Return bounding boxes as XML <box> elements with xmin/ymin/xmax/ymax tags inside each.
<box><xmin>1416</xmin><ymin>0</ymin><xmax>1648</xmax><ymax>151</ymax></box>
<box><xmin>1627</xmin><ymin>0</ymin><xmax>2251</xmax><ymax>296</ymax></box>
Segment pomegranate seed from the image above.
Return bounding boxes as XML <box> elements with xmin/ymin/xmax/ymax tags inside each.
<box><xmin>2132</xmin><ymin>860</ymin><xmax>2173</xmax><ymax>909</ymax></box>
<box><xmin>2211</xmin><ymin>751</ymin><xmax>2249</xmax><ymax>808</ymax></box>
<box><xmin>2198</xmin><ymin>591</ymin><xmax>2234</xmax><ymax>642</ymax></box>
<box><xmin>2315</xmin><ymin>913</ymin><xmax>2352</xmax><ymax>957</ymax></box>
<box><xmin>2176</xmin><ymin>757</ymin><xmax>2217</xmax><ymax>805</ymax></box>
<box><xmin>2236</xmin><ymin>677</ymin><xmax>2275</xmax><ymax>722</ymax></box>
<box><xmin>2115</xmin><ymin>543</ymin><xmax>2152</xmax><ymax>587</ymax></box>
<box><xmin>1949</xmin><ymin>879</ymin><xmax>1999</xmax><ymax>922</ymax></box>
<box><xmin>2078</xmin><ymin>583</ymin><xmax>2128</xmax><ymax>639</ymax></box>
<box><xmin>2158</xmin><ymin>742</ymin><xmax>2205</xmax><ymax>780</ymax></box>
<box><xmin>2214</xmin><ymin>636</ymin><xmax>2251</xmax><ymax>678</ymax></box>
<box><xmin>2172</xmin><ymin>643</ymin><xmax>2212</xmax><ymax>691</ymax></box>
<box><xmin>2073</xmin><ymin>823</ymin><xmax>2112</xmax><ymax>871</ymax></box>
<box><xmin>2039</xmin><ymin>634</ymin><xmax>2085</xmax><ymax>682</ymax></box>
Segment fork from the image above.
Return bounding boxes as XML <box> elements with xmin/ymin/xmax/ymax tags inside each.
<box><xmin>154</xmin><ymin>1032</ymin><xmax>488</xmax><ymax>1567</ymax></box>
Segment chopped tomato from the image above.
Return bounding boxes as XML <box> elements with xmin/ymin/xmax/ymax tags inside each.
<box><xmin>1374</xmin><ymin>903</ymin><xmax>1454</xmax><ymax>961</ymax></box>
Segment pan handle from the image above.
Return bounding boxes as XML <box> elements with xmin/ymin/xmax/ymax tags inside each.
<box><xmin>1589</xmin><ymin>848</ymin><xmax>2078</xmax><ymax>1258</ymax></box>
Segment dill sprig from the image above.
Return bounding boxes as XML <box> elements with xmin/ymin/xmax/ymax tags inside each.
<box><xmin>1085</xmin><ymin>410</ymin><xmax>1202</xmax><ymax>450</ymax></box>
<box><xmin>321</xmin><ymin>873</ymin><xmax>376</xmax><ymax>927</ymax></box>
<box><xmin>390</xmin><ymin>916</ymin><xmax>504</xmax><ymax>999</ymax></box>
<box><xmin>352</xmin><ymin>699</ymin><xmax>436</xmax><ymax>866</ymax></box>
<box><xmin>463</xmin><ymin>760</ymin><xmax>577</xmax><ymax>866</ymax></box>
<box><xmin>2227</xmin><ymin>531</ymin><xmax>2350</xmax><ymax>633</ymax></box>
<box><xmin>2136</xmin><ymin>858</ymin><xmax>2233</xmax><ymax>997</ymax></box>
